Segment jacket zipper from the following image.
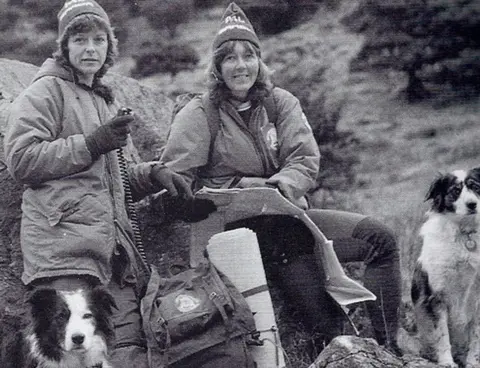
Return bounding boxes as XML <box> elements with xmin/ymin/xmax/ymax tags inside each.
<box><xmin>90</xmin><ymin>92</ymin><xmax>120</xmax><ymax>244</ymax></box>
<box><xmin>250</xmin><ymin>105</ymin><xmax>271</xmax><ymax>176</ymax></box>
<box><xmin>226</xmin><ymin>103</ymin><xmax>269</xmax><ymax>175</ymax></box>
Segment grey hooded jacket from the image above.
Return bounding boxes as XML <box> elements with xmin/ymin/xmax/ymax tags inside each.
<box><xmin>4</xmin><ymin>58</ymin><xmax>156</xmax><ymax>286</ymax></box>
<box><xmin>161</xmin><ymin>87</ymin><xmax>320</xmax><ymax>208</ymax></box>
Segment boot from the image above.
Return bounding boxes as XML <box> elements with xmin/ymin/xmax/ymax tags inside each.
<box><xmin>277</xmin><ymin>255</ymin><xmax>345</xmax><ymax>357</ymax></box>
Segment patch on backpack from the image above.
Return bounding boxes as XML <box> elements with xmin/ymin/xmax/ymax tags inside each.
<box><xmin>175</xmin><ymin>294</ymin><xmax>201</xmax><ymax>313</ymax></box>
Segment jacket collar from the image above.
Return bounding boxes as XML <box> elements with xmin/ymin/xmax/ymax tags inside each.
<box><xmin>32</xmin><ymin>58</ymin><xmax>96</xmax><ymax>92</ymax></box>
<box><xmin>32</xmin><ymin>58</ymin><xmax>74</xmax><ymax>84</ymax></box>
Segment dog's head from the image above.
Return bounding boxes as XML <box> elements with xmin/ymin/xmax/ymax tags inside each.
<box><xmin>28</xmin><ymin>286</ymin><xmax>117</xmax><ymax>361</ymax></box>
<box><xmin>425</xmin><ymin>167</ymin><xmax>480</xmax><ymax>215</ymax></box>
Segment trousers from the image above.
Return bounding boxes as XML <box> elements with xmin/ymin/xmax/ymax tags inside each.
<box><xmin>226</xmin><ymin>209</ymin><xmax>401</xmax><ymax>347</ymax></box>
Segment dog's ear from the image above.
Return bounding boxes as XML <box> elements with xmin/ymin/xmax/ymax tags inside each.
<box><xmin>425</xmin><ymin>174</ymin><xmax>444</xmax><ymax>202</ymax></box>
<box><xmin>89</xmin><ymin>287</ymin><xmax>117</xmax><ymax>345</ymax></box>
<box><xmin>28</xmin><ymin>288</ymin><xmax>58</xmax><ymax>318</ymax></box>
<box><xmin>425</xmin><ymin>174</ymin><xmax>449</xmax><ymax>211</ymax></box>
<box><xmin>469</xmin><ymin>167</ymin><xmax>480</xmax><ymax>183</ymax></box>
<box><xmin>90</xmin><ymin>286</ymin><xmax>118</xmax><ymax>315</ymax></box>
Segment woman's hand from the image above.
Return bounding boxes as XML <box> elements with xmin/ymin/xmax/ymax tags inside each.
<box><xmin>237</xmin><ymin>176</ymin><xmax>273</xmax><ymax>188</ymax></box>
<box><xmin>240</xmin><ymin>177</ymin><xmax>309</xmax><ymax>209</ymax></box>
<box><xmin>150</xmin><ymin>164</ymin><xmax>193</xmax><ymax>198</ymax></box>
<box><xmin>180</xmin><ymin>198</ymin><xmax>217</xmax><ymax>222</ymax></box>
<box><xmin>85</xmin><ymin>114</ymin><xmax>134</xmax><ymax>159</ymax></box>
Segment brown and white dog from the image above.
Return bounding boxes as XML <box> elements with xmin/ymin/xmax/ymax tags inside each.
<box><xmin>412</xmin><ymin>168</ymin><xmax>480</xmax><ymax>368</ymax></box>
<box><xmin>3</xmin><ymin>286</ymin><xmax>117</xmax><ymax>368</ymax></box>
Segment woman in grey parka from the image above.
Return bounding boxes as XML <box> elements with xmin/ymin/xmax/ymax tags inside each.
<box><xmin>3</xmin><ymin>1</ymin><xmax>191</xmax><ymax>367</ymax></box>
<box><xmin>160</xmin><ymin>2</ymin><xmax>402</xmax><ymax>359</ymax></box>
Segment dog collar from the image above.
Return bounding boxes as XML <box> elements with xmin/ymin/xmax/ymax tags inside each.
<box><xmin>465</xmin><ymin>238</ymin><xmax>477</xmax><ymax>251</ymax></box>
<box><xmin>458</xmin><ymin>230</ymin><xmax>478</xmax><ymax>251</ymax></box>
<box><xmin>458</xmin><ymin>216</ymin><xmax>479</xmax><ymax>251</ymax></box>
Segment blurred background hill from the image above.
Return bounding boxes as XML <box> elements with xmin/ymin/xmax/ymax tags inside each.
<box><xmin>1</xmin><ymin>0</ymin><xmax>480</xmax><ymax>365</ymax></box>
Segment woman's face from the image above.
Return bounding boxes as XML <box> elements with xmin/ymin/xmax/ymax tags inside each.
<box><xmin>68</xmin><ymin>28</ymin><xmax>108</xmax><ymax>85</ymax></box>
<box><xmin>220</xmin><ymin>42</ymin><xmax>259</xmax><ymax>100</ymax></box>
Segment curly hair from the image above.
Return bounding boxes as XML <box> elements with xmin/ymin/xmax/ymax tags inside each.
<box><xmin>53</xmin><ymin>14</ymin><xmax>118</xmax><ymax>105</ymax></box>
<box><xmin>205</xmin><ymin>40</ymin><xmax>273</xmax><ymax>105</ymax></box>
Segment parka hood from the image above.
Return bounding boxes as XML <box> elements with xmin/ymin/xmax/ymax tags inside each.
<box><xmin>32</xmin><ymin>58</ymin><xmax>74</xmax><ymax>84</ymax></box>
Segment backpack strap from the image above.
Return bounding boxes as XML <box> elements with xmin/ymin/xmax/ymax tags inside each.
<box><xmin>263</xmin><ymin>91</ymin><xmax>278</xmax><ymax>126</ymax></box>
<box><xmin>201</xmin><ymin>93</ymin><xmax>220</xmax><ymax>155</ymax></box>
<box><xmin>141</xmin><ymin>265</ymin><xmax>170</xmax><ymax>368</ymax></box>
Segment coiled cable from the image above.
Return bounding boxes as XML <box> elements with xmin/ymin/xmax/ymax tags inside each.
<box><xmin>116</xmin><ymin>108</ymin><xmax>149</xmax><ymax>268</ymax></box>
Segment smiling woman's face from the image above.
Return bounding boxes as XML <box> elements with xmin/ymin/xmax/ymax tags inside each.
<box><xmin>220</xmin><ymin>41</ymin><xmax>259</xmax><ymax>100</ymax></box>
<box><xmin>68</xmin><ymin>28</ymin><xmax>108</xmax><ymax>86</ymax></box>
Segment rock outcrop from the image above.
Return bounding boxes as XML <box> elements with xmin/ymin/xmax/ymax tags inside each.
<box><xmin>310</xmin><ymin>335</ymin><xmax>437</xmax><ymax>368</ymax></box>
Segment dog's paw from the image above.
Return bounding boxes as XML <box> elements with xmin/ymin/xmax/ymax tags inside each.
<box><xmin>86</xmin><ymin>359</ymin><xmax>113</xmax><ymax>368</ymax></box>
<box><xmin>437</xmin><ymin>352</ymin><xmax>458</xmax><ymax>368</ymax></box>
<box><xmin>465</xmin><ymin>361</ymin><xmax>480</xmax><ymax>368</ymax></box>
<box><xmin>438</xmin><ymin>361</ymin><xmax>458</xmax><ymax>368</ymax></box>
<box><xmin>102</xmin><ymin>361</ymin><xmax>115</xmax><ymax>368</ymax></box>
<box><xmin>399</xmin><ymin>301</ymin><xmax>417</xmax><ymax>334</ymax></box>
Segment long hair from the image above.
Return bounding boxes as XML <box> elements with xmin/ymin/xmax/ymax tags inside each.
<box><xmin>53</xmin><ymin>14</ymin><xmax>118</xmax><ymax>104</ymax></box>
<box><xmin>205</xmin><ymin>40</ymin><xmax>273</xmax><ymax>105</ymax></box>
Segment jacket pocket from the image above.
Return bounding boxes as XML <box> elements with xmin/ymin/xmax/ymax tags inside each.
<box><xmin>47</xmin><ymin>192</ymin><xmax>109</xmax><ymax>227</ymax></box>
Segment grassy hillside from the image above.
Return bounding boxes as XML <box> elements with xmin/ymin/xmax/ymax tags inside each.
<box><xmin>141</xmin><ymin>0</ymin><xmax>480</xmax><ymax>274</ymax></box>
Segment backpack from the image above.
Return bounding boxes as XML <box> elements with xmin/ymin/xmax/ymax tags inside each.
<box><xmin>171</xmin><ymin>91</ymin><xmax>278</xmax><ymax>155</ymax></box>
<box><xmin>140</xmin><ymin>261</ymin><xmax>257</xmax><ymax>368</ymax></box>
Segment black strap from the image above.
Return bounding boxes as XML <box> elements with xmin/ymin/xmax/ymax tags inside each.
<box><xmin>141</xmin><ymin>265</ymin><xmax>170</xmax><ymax>368</ymax></box>
<box><xmin>201</xmin><ymin>93</ymin><xmax>220</xmax><ymax>157</ymax></box>
<box><xmin>242</xmin><ymin>284</ymin><xmax>269</xmax><ymax>298</ymax></box>
<box><xmin>263</xmin><ymin>92</ymin><xmax>278</xmax><ymax>126</ymax></box>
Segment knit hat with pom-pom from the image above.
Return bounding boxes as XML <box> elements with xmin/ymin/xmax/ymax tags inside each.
<box><xmin>212</xmin><ymin>2</ymin><xmax>260</xmax><ymax>50</ymax></box>
<box><xmin>58</xmin><ymin>0</ymin><xmax>110</xmax><ymax>37</ymax></box>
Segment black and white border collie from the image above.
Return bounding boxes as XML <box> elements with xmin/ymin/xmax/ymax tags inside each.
<box><xmin>9</xmin><ymin>286</ymin><xmax>117</xmax><ymax>368</ymax></box>
<box><xmin>412</xmin><ymin>168</ymin><xmax>480</xmax><ymax>368</ymax></box>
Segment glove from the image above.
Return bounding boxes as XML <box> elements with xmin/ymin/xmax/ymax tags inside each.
<box><xmin>180</xmin><ymin>198</ymin><xmax>217</xmax><ymax>223</ymax></box>
<box><xmin>150</xmin><ymin>163</ymin><xmax>193</xmax><ymax>198</ymax></box>
<box><xmin>85</xmin><ymin>114</ymin><xmax>134</xmax><ymax>159</ymax></box>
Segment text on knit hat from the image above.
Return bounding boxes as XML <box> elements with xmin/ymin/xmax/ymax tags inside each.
<box><xmin>212</xmin><ymin>2</ymin><xmax>260</xmax><ymax>50</ymax></box>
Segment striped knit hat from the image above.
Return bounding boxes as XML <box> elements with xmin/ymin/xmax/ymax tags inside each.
<box><xmin>212</xmin><ymin>2</ymin><xmax>260</xmax><ymax>50</ymax></box>
<box><xmin>58</xmin><ymin>0</ymin><xmax>110</xmax><ymax>37</ymax></box>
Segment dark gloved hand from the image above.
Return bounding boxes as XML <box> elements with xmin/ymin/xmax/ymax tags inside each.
<box><xmin>85</xmin><ymin>114</ymin><xmax>134</xmax><ymax>159</ymax></box>
<box><xmin>180</xmin><ymin>198</ymin><xmax>217</xmax><ymax>223</ymax></box>
<box><xmin>150</xmin><ymin>163</ymin><xmax>193</xmax><ymax>198</ymax></box>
